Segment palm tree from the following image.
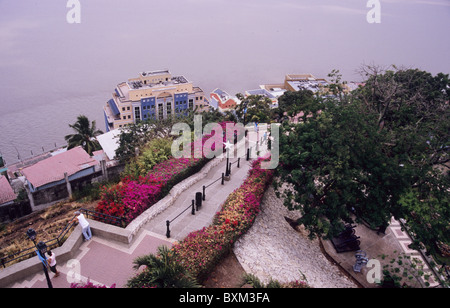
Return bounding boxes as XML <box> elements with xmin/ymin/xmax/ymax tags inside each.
<box><xmin>127</xmin><ymin>246</ymin><xmax>200</xmax><ymax>288</ymax></box>
<box><xmin>65</xmin><ymin>115</ymin><xmax>104</xmax><ymax>155</ymax></box>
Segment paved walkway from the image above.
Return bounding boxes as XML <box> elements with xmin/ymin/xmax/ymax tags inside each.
<box><xmin>144</xmin><ymin>154</ymin><xmax>252</xmax><ymax>241</ymax></box>
<box><xmin>8</xmin><ymin>129</ymin><xmax>269</xmax><ymax>288</ymax></box>
<box><xmin>6</xmin><ymin>125</ymin><xmax>443</xmax><ymax>288</ymax></box>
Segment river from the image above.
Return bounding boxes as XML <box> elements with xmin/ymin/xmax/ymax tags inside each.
<box><xmin>0</xmin><ymin>0</ymin><xmax>448</xmax><ymax>164</ymax></box>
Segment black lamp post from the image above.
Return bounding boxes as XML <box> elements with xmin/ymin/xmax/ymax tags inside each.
<box><xmin>26</xmin><ymin>228</ymin><xmax>53</xmax><ymax>288</ymax></box>
<box><xmin>225</xmin><ymin>147</ymin><xmax>230</xmax><ymax>177</ymax></box>
<box><xmin>26</xmin><ymin>228</ymin><xmax>37</xmax><ymax>244</ymax></box>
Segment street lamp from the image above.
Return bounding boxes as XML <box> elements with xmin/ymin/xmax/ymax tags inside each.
<box><xmin>26</xmin><ymin>228</ymin><xmax>37</xmax><ymax>243</ymax></box>
<box><xmin>26</xmin><ymin>228</ymin><xmax>53</xmax><ymax>288</ymax></box>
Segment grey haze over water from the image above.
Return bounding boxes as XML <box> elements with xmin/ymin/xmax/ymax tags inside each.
<box><xmin>0</xmin><ymin>0</ymin><xmax>449</xmax><ymax>164</ymax></box>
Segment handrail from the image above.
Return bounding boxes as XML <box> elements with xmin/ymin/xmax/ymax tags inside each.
<box><xmin>168</xmin><ymin>203</ymin><xmax>193</xmax><ymax>225</ymax></box>
<box><xmin>165</xmin><ymin>150</ymin><xmax>252</xmax><ymax>238</ymax></box>
<box><xmin>80</xmin><ymin>208</ymin><xmax>124</xmax><ymax>227</ymax></box>
<box><xmin>0</xmin><ymin>208</ymin><xmax>124</xmax><ymax>269</ymax></box>
<box><xmin>0</xmin><ymin>217</ymin><xmax>78</xmax><ymax>269</ymax></box>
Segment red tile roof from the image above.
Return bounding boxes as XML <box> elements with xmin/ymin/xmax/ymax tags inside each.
<box><xmin>0</xmin><ymin>176</ymin><xmax>16</xmax><ymax>205</ymax></box>
<box><xmin>21</xmin><ymin>146</ymin><xmax>98</xmax><ymax>189</ymax></box>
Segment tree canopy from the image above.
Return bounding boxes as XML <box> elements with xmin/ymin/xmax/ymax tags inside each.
<box><xmin>235</xmin><ymin>94</ymin><xmax>273</xmax><ymax>124</ymax></box>
<box><xmin>65</xmin><ymin>115</ymin><xmax>103</xmax><ymax>155</ymax></box>
<box><xmin>275</xmin><ymin>66</ymin><xmax>449</xmax><ymax>255</ymax></box>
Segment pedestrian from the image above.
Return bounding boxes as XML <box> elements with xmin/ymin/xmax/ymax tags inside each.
<box><xmin>47</xmin><ymin>250</ymin><xmax>60</xmax><ymax>277</ymax></box>
<box><xmin>72</xmin><ymin>211</ymin><xmax>92</xmax><ymax>241</ymax></box>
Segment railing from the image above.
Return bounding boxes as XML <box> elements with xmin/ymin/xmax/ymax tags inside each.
<box><xmin>80</xmin><ymin>208</ymin><xmax>124</xmax><ymax>227</ymax></box>
<box><xmin>0</xmin><ymin>209</ymin><xmax>123</xmax><ymax>269</ymax></box>
<box><xmin>165</xmin><ymin>146</ymin><xmax>254</xmax><ymax>239</ymax></box>
<box><xmin>0</xmin><ymin>218</ymin><xmax>78</xmax><ymax>269</ymax></box>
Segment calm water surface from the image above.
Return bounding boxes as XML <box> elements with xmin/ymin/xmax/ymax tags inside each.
<box><xmin>0</xmin><ymin>0</ymin><xmax>448</xmax><ymax>164</ymax></box>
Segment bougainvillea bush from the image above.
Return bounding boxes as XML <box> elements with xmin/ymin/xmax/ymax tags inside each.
<box><xmin>171</xmin><ymin>155</ymin><xmax>274</xmax><ymax>281</ymax></box>
<box><xmin>96</xmin><ymin>122</ymin><xmax>235</xmax><ymax>226</ymax></box>
<box><xmin>96</xmin><ymin>157</ymin><xmax>201</xmax><ymax>225</ymax></box>
<box><xmin>127</xmin><ymin>156</ymin><xmax>274</xmax><ymax>287</ymax></box>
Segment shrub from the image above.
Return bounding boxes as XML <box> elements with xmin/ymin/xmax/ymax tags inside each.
<box><xmin>127</xmin><ymin>246</ymin><xmax>200</xmax><ymax>288</ymax></box>
<box><xmin>171</xmin><ymin>156</ymin><xmax>274</xmax><ymax>280</ymax></box>
<box><xmin>122</xmin><ymin>137</ymin><xmax>173</xmax><ymax>179</ymax></box>
<box><xmin>96</xmin><ymin>157</ymin><xmax>201</xmax><ymax>225</ymax></box>
<box><xmin>96</xmin><ymin>121</ymin><xmax>235</xmax><ymax>226</ymax></box>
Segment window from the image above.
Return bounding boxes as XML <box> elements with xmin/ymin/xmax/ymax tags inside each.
<box><xmin>158</xmin><ymin>104</ymin><xmax>164</xmax><ymax>119</ymax></box>
<box><xmin>135</xmin><ymin>107</ymin><xmax>141</xmax><ymax>121</ymax></box>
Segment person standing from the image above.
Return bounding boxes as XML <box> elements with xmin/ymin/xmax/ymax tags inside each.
<box><xmin>47</xmin><ymin>250</ymin><xmax>60</xmax><ymax>277</ymax></box>
<box><xmin>72</xmin><ymin>211</ymin><xmax>92</xmax><ymax>241</ymax></box>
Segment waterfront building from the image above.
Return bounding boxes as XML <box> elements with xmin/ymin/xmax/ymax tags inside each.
<box><xmin>209</xmin><ymin>88</ymin><xmax>241</xmax><ymax>113</ymax></box>
<box><xmin>21</xmin><ymin>146</ymin><xmax>98</xmax><ymax>193</ymax></box>
<box><xmin>259</xmin><ymin>73</ymin><xmax>329</xmax><ymax>94</ymax></box>
<box><xmin>104</xmin><ymin>70</ymin><xmax>209</xmax><ymax>131</ymax></box>
<box><xmin>283</xmin><ymin>74</ymin><xmax>329</xmax><ymax>92</ymax></box>
<box><xmin>244</xmin><ymin>87</ymin><xmax>286</xmax><ymax>109</ymax></box>
<box><xmin>245</xmin><ymin>74</ymin><xmax>329</xmax><ymax>109</ymax></box>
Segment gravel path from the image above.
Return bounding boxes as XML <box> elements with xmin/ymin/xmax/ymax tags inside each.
<box><xmin>233</xmin><ymin>186</ymin><xmax>357</xmax><ymax>288</ymax></box>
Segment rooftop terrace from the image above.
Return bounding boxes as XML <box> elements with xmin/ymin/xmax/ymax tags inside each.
<box><xmin>128</xmin><ymin>75</ymin><xmax>189</xmax><ymax>90</ymax></box>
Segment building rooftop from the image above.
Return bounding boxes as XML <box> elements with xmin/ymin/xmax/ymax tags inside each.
<box><xmin>139</xmin><ymin>69</ymin><xmax>170</xmax><ymax>77</ymax></box>
<box><xmin>21</xmin><ymin>146</ymin><xmax>98</xmax><ymax>189</ymax></box>
<box><xmin>284</xmin><ymin>74</ymin><xmax>329</xmax><ymax>93</ymax></box>
<box><xmin>212</xmin><ymin>88</ymin><xmax>231</xmax><ymax>101</ymax></box>
<box><xmin>96</xmin><ymin>129</ymin><xmax>121</xmax><ymax>161</ymax></box>
<box><xmin>0</xmin><ymin>175</ymin><xmax>16</xmax><ymax>205</ymax></box>
<box><xmin>128</xmin><ymin>75</ymin><xmax>189</xmax><ymax>90</ymax></box>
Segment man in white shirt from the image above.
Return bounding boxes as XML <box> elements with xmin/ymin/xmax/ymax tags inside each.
<box><xmin>72</xmin><ymin>211</ymin><xmax>92</xmax><ymax>241</ymax></box>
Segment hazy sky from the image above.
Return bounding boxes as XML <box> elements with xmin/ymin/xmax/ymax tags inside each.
<box><xmin>0</xmin><ymin>0</ymin><xmax>449</xmax><ymax>163</ymax></box>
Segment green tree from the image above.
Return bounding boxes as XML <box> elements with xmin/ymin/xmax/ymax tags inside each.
<box><xmin>277</xmin><ymin>89</ymin><xmax>320</xmax><ymax>123</ymax></box>
<box><xmin>235</xmin><ymin>95</ymin><xmax>272</xmax><ymax>124</ymax></box>
<box><xmin>115</xmin><ymin>116</ymin><xmax>189</xmax><ymax>163</ymax></box>
<box><xmin>399</xmin><ymin>178</ymin><xmax>450</xmax><ymax>254</ymax></box>
<box><xmin>122</xmin><ymin>137</ymin><xmax>173</xmax><ymax>179</ymax></box>
<box><xmin>65</xmin><ymin>115</ymin><xmax>103</xmax><ymax>155</ymax></box>
<box><xmin>275</xmin><ymin>66</ymin><xmax>449</xmax><ymax>252</ymax></box>
<box><xmin>355</xmin><ymin>66</ymin><xmax>449</xmax><ymax>169</ymax></box>
<box><xmin>275</xmin><ymin>100</ymin><xmax>405</xmax><ymax>238</ymax></box>
<box><xmin>127</xmin><ymin>246</ymin><xmax>200</xmax><ymax>288</ymax></box>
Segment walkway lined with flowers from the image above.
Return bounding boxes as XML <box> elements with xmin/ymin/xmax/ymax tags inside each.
<box><xmin>8</xmin><ymin>144</ymin><xmax>266</xmax><ymax>288</ymax></box>
<box><xmin>143</xmin><ymin>153</ymin><xmax>253</xmax><ymax>240</ymax></box>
